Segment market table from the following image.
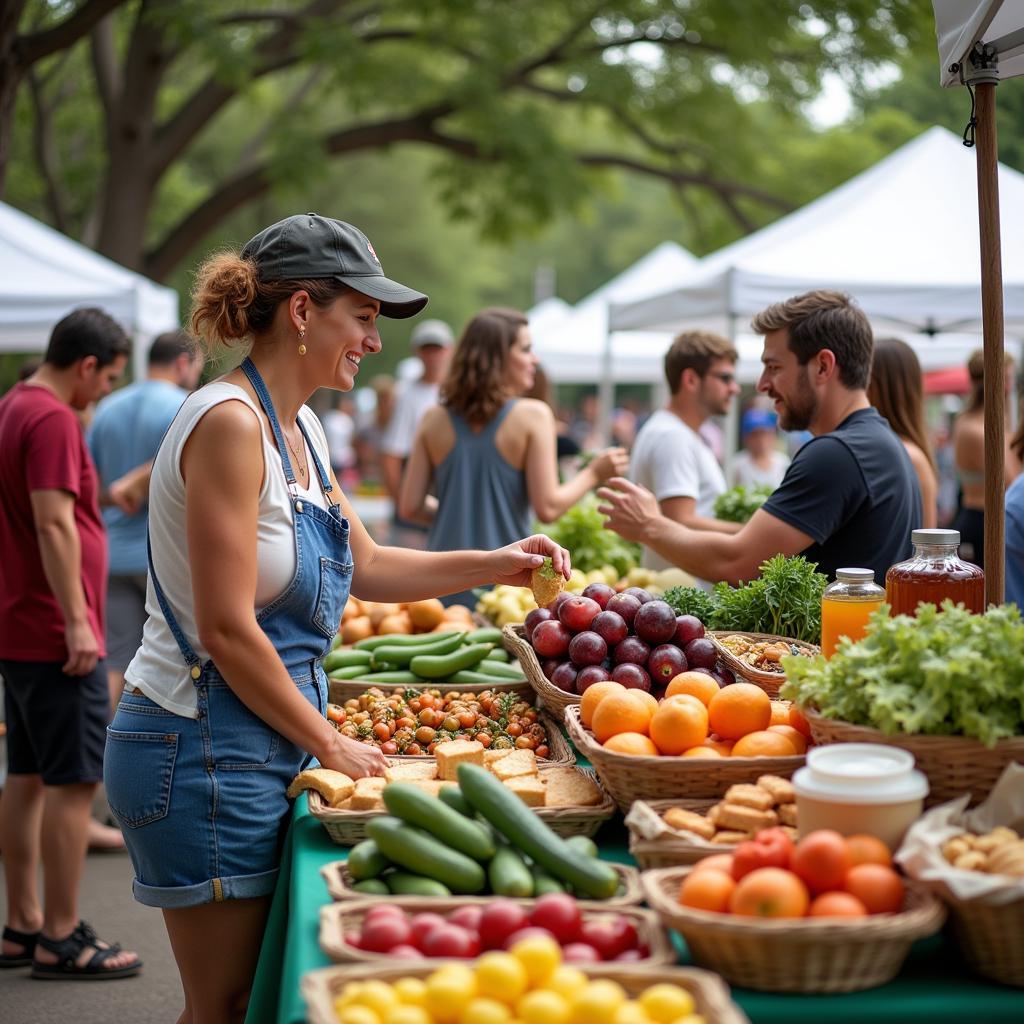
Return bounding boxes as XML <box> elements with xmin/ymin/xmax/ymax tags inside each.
<box><xmin>243</xmin><ymin>798</ymin><xmax>1022</xmax><ymax>1024</ymax></box>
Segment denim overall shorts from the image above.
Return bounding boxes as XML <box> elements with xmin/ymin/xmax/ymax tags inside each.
<box><xmin>104</xmin><ymin>358</ymin><xmax>353</xmax><ymax>908</ymax></box>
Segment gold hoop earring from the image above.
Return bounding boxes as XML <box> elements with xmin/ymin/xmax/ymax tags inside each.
<box><xmin>298</xmin><ymin>327</ymin><xmax>307</xmax><ymax>357</ymax></box>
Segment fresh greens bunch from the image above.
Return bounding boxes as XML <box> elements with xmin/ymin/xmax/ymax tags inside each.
<box><xmin>662</xmin><ymin>586</ymin><xmax>718</xmax><ymax>623</ymax></box>
<box><xmin>780</xmin><ymin>602</ymin><xmax>1024</xmax><ymax>747</ymax></box>
<box><xmin>713</xmin><ymin>484</ymin><xmax>774</xmax><ymax>523</ymax></box>
<box><xmin>536</xmin><ymin>495</ymin><xmax>641</xmax><ymax>576</ymax></box>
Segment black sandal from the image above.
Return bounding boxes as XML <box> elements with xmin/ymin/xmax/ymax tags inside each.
<box><xmin>0</xmin><ymin>925</ymin><xmax>40</xmax><ymax>968</ymax></box>
<box><xmin>31</xmin><ymin>920</ymin><xmax>142</xmax><ymax>980</ymax></box>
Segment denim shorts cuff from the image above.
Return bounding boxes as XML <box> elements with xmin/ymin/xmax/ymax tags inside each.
<box><xmin>132</xmin><ymin>868</ymin><xmax>279</xmax><ymax>908</ymax></box>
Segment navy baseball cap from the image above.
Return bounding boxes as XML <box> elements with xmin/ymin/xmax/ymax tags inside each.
<box><xmin>742</xmin><ymin>409</ymin><xmax>778</xmax><ymax>435</ymax></box>
<box><xmin>241</xmin><ymin>213</ymin><xmax>428</xmax><ymax>319</ymax></box>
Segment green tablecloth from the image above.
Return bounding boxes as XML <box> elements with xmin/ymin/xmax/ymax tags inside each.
<box><xmin>244</xmin><ymin>800</ymin><xmax>1022</xmax><ymax>1024</ymax></box>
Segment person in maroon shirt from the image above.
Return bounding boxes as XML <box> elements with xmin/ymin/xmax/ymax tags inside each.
<box><xmin>0</xmin><ymin>308</ymin><xmax>141</xmax><ymax>979</ymax></box>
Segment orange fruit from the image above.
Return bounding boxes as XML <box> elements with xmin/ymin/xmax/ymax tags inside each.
<box><xmin>692</xmin><ymin>853</ymin><xmax>735</xmax><ymax>875</ymax></box>
<box><xmin>767</xmin><ymin>724</ymin><xmax>808</xmax><ymax>754</ymax></box>
<box><xmin>649</xmin><ymin>695</ymin><xmax>708</xmax><ymax>755</ymax></box>
<box><xmin>665</xmin><ymin>671</ymin><xmax>720</xmax><ymax>707</ymax></box>
<box><xmin>788</xmin><ymin>705</ymin><xmax>812</xmax><ymax>738</ymax></box>
<box><xmin>678</xmin><ymin>869</ymin><xmax>735</xmax><ymax>913</ymax></box>
<box><xmin>708</xmin><ymin>683</ymin><xmax>771</xmax><ymax>740</ymax></box>
<box><xmin>581</xmin><ymin>681</ymin><xmax>626</xmax><ymax>729</ymax></box>
<box><xmin>731</xmin><ymin>730</ymin><xmax>797</xmax><ymax>758</ymax></box>
<box><xmin>592</xmin><ymin>692</ymin><xmax>653</xmax><ymax>742</ymax></box>
<box><xmin>769</xmin><ymin>701</ymin><xmax>792</xmax><ymax>726</ymax></box>
<box><xmin>845</xmin><ymin>834</ymin><xmax>893</xmax><ymax>869</ymax></box>
<box><xmin>843</xmin><ymin>864</ymin><xmax>905</xmax><ymax>914</ymax></box>
<box><xmin>682</xmin><ymin>746</ymin><xmax>721</xmax><ymax>758</ymax></box>
<box><xmin>703</xmin><ymin>737</ymin><xmax>734</xmax><ymax>756</ymax></box>
<box><xmin>729</xmin><ymin>867</ymin><xmax>809</xmax><ymax>918</ymax></box>
<box><xmin>791</xmin><ymin>830</ymin><xmax>852</xmax><ymax>894</ymax></box>
<box><xmin>603</xmin><ymin>732</ymin><xmax>660</xmax><ymax>756</ymax></box>
<box><xmin>630</xmin><ymin>690</ymin><xmax>660</xmax><ymax>717</ymax></box>
<box><xmin>808</xmin><ymin>891</ymin><xmax>869</xmax><ymax>918</ymax></box>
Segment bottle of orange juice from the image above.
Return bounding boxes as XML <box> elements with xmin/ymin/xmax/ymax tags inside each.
<box><xmin>820</xmin><ymin>568</ymin><xmax>885</xmax><ymax>658</ymax></box>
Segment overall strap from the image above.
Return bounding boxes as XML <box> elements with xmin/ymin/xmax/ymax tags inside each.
<box><xmin>147</xmin><ymin>534</ymin><xmax>203</xmax><ymax>679</ymax></box>
<box><xmin>241</xmin><ymin>357</ymin><xmax>298</xmax><ymax>492</ymax></box>
<box><xmin>297</xmin><ymin>414</ymin><xmax>336</xmax><ymax>504</ymax></box>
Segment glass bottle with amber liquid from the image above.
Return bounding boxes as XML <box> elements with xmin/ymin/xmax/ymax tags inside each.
<box><xmin>885</xmin><ymin>528</ymin><xmax>985</xmax><ymax>617</ymax></box>
<box><xmin>821</xmin><ymin>568</ymin><xmax>886</xmax><ymax>657</ymax></box>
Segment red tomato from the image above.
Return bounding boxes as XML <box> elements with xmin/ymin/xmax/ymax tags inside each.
<box><xmin>389</xmin><ymin>944</ymin><xmax>422</xmax><ymax>959</ymax></box>
<box><xmin>578</xmin><ymin>918</ymin><xmax>634</xmax><ymax>960</ymax></box>
<box><xmin>326</xmin><ymin>705</ymin><xmax>345</xmax><ymax>724</ymax></box>
<box><xmin>478</xmin><ymin>900</ymin><xmax>530</xmax><ymax>951</ymax></box>
<box><xmin>528</xmin><ymin>893</ymin><xmax>582</xmax><ymax>944</ymax></box>
<box><xmin>421</xmin><ymin>923</ymin><xmax>480</xmax><ymax>959</ymax></box>
<box><xmin>731</xmin><ymin>827</ymin><xmax>796</xmax><ymax>881</ymax></box>
<box><xmin>791</xmin><ymin>830</ymin><xmax>852</xmax><ymax>894</ymax></box>
<box><xmin>448</xmin><ymin>905</ymin><xmax>484</xmax><ymax>933</ymax></box>
<box><xmin>360</xmin><ymin>914</ymin><xmax>413</xmax><ymax>953</ymax></box>
<box><xmin>409</xmin><ymin>912</ymin><xmax>448</xmax><ymax>951</ymax></box>
<box><xmin>561</xmin><ymin>942</ymin><xmax>601</xmax><ymax>963</ymax></box>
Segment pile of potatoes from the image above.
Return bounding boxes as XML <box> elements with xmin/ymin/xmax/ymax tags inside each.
<box><xmin>338</xmin><ymin>597</ymin><xmax>476</xmax><ymax>645</ymax></box>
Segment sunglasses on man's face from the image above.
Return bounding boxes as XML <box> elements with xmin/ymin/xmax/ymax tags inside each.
<box><xmin>705</xmin><ymin>371</ymin><xmax>736</xmax><ymax>384</ymax></box>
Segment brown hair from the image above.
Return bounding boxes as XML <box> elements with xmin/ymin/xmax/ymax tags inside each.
<box><xmin>441</xmin><ymin>307</ymin><xmax>528</xmax><ymax>426</ymax></box>
<box><xmin>751</xmin><ymin>290</ymin><xmax>873</xmax><ymax>389</ymax></box>
<box><xmin>868</xmin><ymin>337</ymin><xmax>936</xmax><ymax>473</ymax></box>
<box><xmin>189</xmin><ymin>251</ymin><xmax>350</xmax><ymax>354</ymax></box>
<box><xmin>664</xmin><ymin>331</ymin><xmax>738</xmax><ymax>394</ymax></box>
<box><xmin>964</xmin><ymin>348</ymin><xmax>1017</xmax><ymax>414</ymax></box>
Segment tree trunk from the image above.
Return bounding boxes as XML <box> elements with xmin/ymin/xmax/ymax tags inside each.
<box><xmin>0</xmin><ymin>0</ymin><xmax>28</xmax><ymax>197</ymax></box>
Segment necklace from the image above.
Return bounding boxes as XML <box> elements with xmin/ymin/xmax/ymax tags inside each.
<box><xmin>285</xmin><ymin>430</ymin><xmax>307</xmax><ymax>479</ymax></box>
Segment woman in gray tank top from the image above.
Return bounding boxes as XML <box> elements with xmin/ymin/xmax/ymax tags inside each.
<box><xmin>399</xmin><ymin>308</ymin><xmax>628</xmax><ymax>606</ymax></box>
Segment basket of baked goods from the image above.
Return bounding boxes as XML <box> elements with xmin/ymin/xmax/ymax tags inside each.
<box><xmin>318</xmin><ymin>762</ymin><xmax>641</xmax><ymax>906</ymax></box>
<box><xmin>896</xmin><ymin>762</ymin><xmax>1024</xmax><ymax>987</ymax></box>
<box><xmin>641</xmin><ymin>827</ymin><xmax>945</xmax><ymax>993</ymax></box>
<box><xmin>302</xmin><ymin>955</ymin><xmax>751</xmax><ymax>1024</ymax></box>
<box><xmin>297</xmin><ymin>747</ymin><xmax>613</xmax><ymax>846</ymax></box>
<box><xmin>564</xmin><ymin>675</ymin><xmax>808</xmax><ymax>810</ymax></box>
<box><xmin>781</xmin><ymin>602</ymin><xmax>1024</xmax><ymax>807</ymax></box>
<box><xmin>625</xmin><ymin>775</ymin><xmax>799</xmax><ymax>869</ymax></box>
<box><xmin>318</xmin><ymin>896</ymin><xmax>674</xmax><ymax>965</ymax></box>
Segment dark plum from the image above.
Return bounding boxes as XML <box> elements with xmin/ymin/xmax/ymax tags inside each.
<box><xmin>568</xmin><ymin>630</ymin><xmax>608</xmax><ymax>667</ymax></box>
<box><xmin>591</xmin><ymin>610</ymin><xmax>628</xmax><ymax>647</ymax></box>
<box><xmin>674</xmin><ymin>614</ymin><xmax>705</xmax><ymax>646</ymax></box>
<box><xmin>532</xmin><ymin>619</ymin><xmax>571</xmax><ymax>658</ymax></box>
<box><xmin>551</xmin><ymin>590</ymin><xmax>573</xmax><ymax>615</ymax></box>
<box><xmin>633</xmin><ymin>600</ymin><xmax>677</xmax><ymax>644</ymax></box>
<box><xmin>611</xmin><ymin>662</ymin><xmax>651</xmax><ymax>692</ymax></box>
<box><xmin>558</xmin><ymin>596</ymin><xmax>603</xmax><ymax>633</ymax></box>
<box><xmin>605</xmin><ymin>592</ymin><xmax>641</xmax><ymax>627</ymax></box>
<box><xmin>550</xmin><ymin>662</ymin><xmax>578</xmax><ymax>694</ymax></box>
<box><xmin>612</xmin><ymin>636</ymin><xmax>650</xmax><ymax>666</ymax></box>
<box><xmin>684</xmin><ymin>637</ymin><xmax>718</xmax><ymax>670</ymax></box>
<box><xmin>647</xmin><ymin>644</ymin><xmax>688</xmax><ymax>684</ymax></box>
<box><xmin>622</xmin><ymin>587</ymin><xmax>654</xmax><ymax>605</ymax></box>
<box><xmin>712</xmin><ymin>663</ymin><xmax>736</xmax><ymax>687</ymax></box>
<box><xmin>580</xmin><ymin>582</ymin><xmax>615</xmax><ymax>610</ymax></box>
<box><xmin>524</xmin><ymin>607</ymin><xmax>555</xmax><ymax>642</ymax></box>
<box><xmin>575</xmin><ymin>664</ymin><xmax>612</xmax><ymax>694</ymax></box>
<box><xmin>540</xmin><ymin>658</ymin><xmax>560</xmax><ymax>681</ymax></box>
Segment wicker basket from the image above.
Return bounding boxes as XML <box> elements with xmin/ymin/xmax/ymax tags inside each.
<box><xmin>627</xmin><ymin>799</ymin><xmax>733</xmax><ymax>869</ymax></box>
<box><xmin>321</xmin><ymin>859</ymin><xmax>644</xmax><ymax>907</ymax></box>
<box><xmin>565</xmin><ymin>705</ymin><xmax>804</xmax><ymax>810</ymax></box>
<box><xmin>319</xmin><ymin>898</ymin><xmax>674</xmax><ymax>964</ymax></box>
<box><xmin>302</xmin><ymin>960</ymin><xmax>750</xmax><ymax>1024</ymax></box>
<box><xmin>707</xmin><ymin>631</ymin><xmax>819</xmax><ymax>697</ymax></box>
<box><xmin>307</xmin><ymin>765</ymin><xmax>615</xmax><ymax>846</ymax></box>
<box><xmin>503</xmin><ymin>623</ymin><xmax>582</xmax><ymax>718</ymax></box>
<box><xmin>941</xmin><ymin>890</ymin><xmax>1024</xmax><ymax>987</ymax></box>
<box><xmin>803</xmin><ymin>709</ymin><xmax>1024</xmax><ymax>807</ymax></box>
<box><xmin>641</xmin><ymin>865</ymin><xmax>945</xmax><ymax>993</ymax></box>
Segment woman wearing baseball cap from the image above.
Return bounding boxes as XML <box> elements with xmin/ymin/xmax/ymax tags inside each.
<box><xmin>103</xmin><ymin>214</ymin><xmax>570</xmax><ymax>1020</ymax></box>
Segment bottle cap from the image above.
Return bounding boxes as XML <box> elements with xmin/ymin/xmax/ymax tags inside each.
<box><xmin>835</xmin><ymin>568</ymin><xmax>874</xmax><ymax>582</ymax></box>
<box><xmin>912</xmin><ymin>528</ymin><xmax>960</xmax><ymax>546</ymax></box>
<box><xmin>792</xmin><ymin>744</ymin><xmax>929</xmax><ymax>805</ymax></box>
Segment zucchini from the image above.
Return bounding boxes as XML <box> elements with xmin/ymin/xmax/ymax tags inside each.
<box><xmin>328</xmin><ymin>665</ymin><xmax>373</xmax><ymax>680</ymax></box>
<box><xmin>323</xmin><ymin>648</ymin><xmax>373</xmax><ymax>672</ymax></box>
<box><xmin>437</xmin><ymin>785</ymin><xmax>475</xmax><ymax>817</ymax></box>
<box><xmin>367</xmin><ymin>816</ymin><xmax>486</xmax><ymax>894</ymax></box>
<box><xmin>530</xmin><ymin>863</ymin><xmax>566</xmax><ymax>895</ymax></box>
<box><xmin>385</xmin><ymin>872</ymin><xmax>452</xmax><ymax>898</ymax></box>
<box><xmin>457</xmin><ymin>763</ymin><xmax>618</xmax><ymax>900</ymax></box>
<box><xmin>565</xmin><ymin>835</ymin><xmax>599</xmax><ymax>859</ymax></box>
<box><xmin>466</xmin><ymin>627</ymin><xmax>503</xmax><ymax>645</ymax></box>
<box><xmin>354</xmin><ymin>631</ymin><xmax>458</xmax><ymax>651</ymax></box>
<box><xmin>483</xmin><ymin>648</ymin><xmax>511</xmax><ymax>663</ymax></box>
<box><xmin>448</xmin><ymin>669</ymin><xmax>521</xmax><ymax>687</ymax></box>
<box><xmin>369</xmin><ymin>632</ymin><xmax>466</xmax><ymax>670</ymax></box>
<box><xmin>463</xmin><ymin>660</ymin><xmax>527</xmax><ymax>681</ymax></box>
<box><xmin>410</xmin><ymin>643</ymin><xmax>493</xmax><ymax>680</ymax></box>
<box><xmin>489</xmin><ymin>844</ymin><xmax>534</xmax><ymax>897</ymax></box>
<box><xmin>351</xmin><ymin>878</ymin><xmax>390</xmax><ymax>895</ymax></box>
<box><xmin>382</xmin><ymin>783</ymin><xmax>495</xmax><ymax>861</ymax></box>
<box><xmin>355</xmin><ymin>670</ymin><xmax>420</xmax><ymax>686</ymax></box>
<box><xmin>347</xmin><ymin>839</ymin><xmax>389</xmax><ymax>881</ymax></box>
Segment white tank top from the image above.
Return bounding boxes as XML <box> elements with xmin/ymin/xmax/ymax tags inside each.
<box><xmin>124</xmin><ymin>382</ymin><xmax>330</xmax><ymax>717</ymax></box>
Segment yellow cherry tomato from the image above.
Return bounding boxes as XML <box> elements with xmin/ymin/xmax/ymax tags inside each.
<box><xmin>540</xmin><ymin>966</ymin><xmax>588</xmax><ymax>1001</ymax></box>
<box><xmin>426</xmin><ymin>965</ymin><xmax>478</xmax><ymax>1024</ymax></box>
<box><xmin>517</xmin><ymin>989</ymin><xmax>572</xmax><ymax>1024</ymax></box>
<box><xmin>509</xmin><ymin>935</ymin><xmax>562</xmax><ymax>985</ymax></box>
<box><xmin>459</xmin><ymin>997</ymin><xmax>513</xmax><ymax>1024</ymax></box>
<box><xmin>569</xmin><ymin>980</ymin><xmax>628</xmax><ymax>1024</ymax></box>
<box><xmin>638</xmin><ymin>985</ymin><xmax>696</xmax><ymax>1024</ymax></box>
<box><xmin>474</xmin><ymin>951</ymin><xmax>529</xmax><ymax>1005</ymax></box>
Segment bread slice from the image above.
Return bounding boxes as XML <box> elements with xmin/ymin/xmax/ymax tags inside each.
<box><xmin>662</xmin><ymin>806</ymin><xmax>715</xmax><ymax>840</ymax></box>
<box><xmin>349</xmin><ymin>776</ymin><xmax>387</xmax><ymax>810</ymax></box>
<box><xmin>505</xmin><ymin>775</ymin><xmax>547</xmax><ymax>807</ymax></box>
<box><xmin>434</xmin><ymin>739</ymin><xmax>485</xmax><ymax>781</ymax></box>
<box><xmin>490</xmin><ymin>749</ymin><xmax>538</xmax><ymax>782</ymax></box>
<box><xmin>483</xmin><ymin>748</ymin><xmax>515</xmax><ymax>767</ymax></box>
<box><xmin>542</xmin><ymin>768</ymin><xmax>603</xmax><ymax>808</ymax></box>
<box><xmin>384</xmin><ymin>761</ymin><xmax>438</xmax><ymax>783</ymax></box>
<box><xmin>285</xmin><ymin>768</ymin><xmax>355</xmax><ymax>807</ymax></box>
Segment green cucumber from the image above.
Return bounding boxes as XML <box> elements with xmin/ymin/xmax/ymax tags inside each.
<box><xmin>457</xmin><ymin>763</ymin><xmax>618</xmax><ymax>899</ymax></box>
<box><xmin>351</xmin><ymin>878</ymin><xmax>389</xmax><ymax>895</ymax></box>
<box><xmin>366</xmin><ymin>816</ymin><xmax>486</xmax><ymax>894</ymax></box>
<box><xmin>448</xmin><ymin>670</ymin><xmax>521</xmax><ymax>687</ymax></box>
<box><xmin>463</xmin><ymin>660</ymin><xmax>527</xmax><ymax>680</ymax></box>
<box><xmin>330</xmin><ymin>633</ymin><xmax>343</xmax><ymax>650</ymax></box>
<box><xmin>530</xmin><ymin>863</ymin><xmax>566</xmax><ymax>895</ymax></box>
<box><xmin>382</xmin><ymin>783</ymin><xmax>495</xmax><ymax>861</ymax></box>
<box><xmin>355</xmin><ymin>670</ymin><xmax>420</xmax><ymax>686</ymax></box>
<box><xmin>385</xmin><ymin>872</ymin><xmax>452</xmax><ymax>897</ymax></box>
<box><xmin>410</xmin><ymin>643</ymin><xmax>493</xmax><ymax>680</ymax></box>
<box><xmin>565</xmin><ymin>835</ymin><xmax>599</xmax><ymax>859</ymax></box>
<box><xmin>438</xmin><ymin>785</ymin><xmax>476</xmax><ymax>817</ymax></box>
<box><xmin>466</xmin><ymin>628</ymin><xmax>503</xmax><ymax>645</ymax></box>
<box><xmin>370</xmin><ymin>632</ymin><xmax>466</xmax><ymax>670</ymax></box>
<box><xmin>484</xmin><ymin>648</ymin><xmax>511</xmax><ymax>662</ymax></box>
<box><xmin>347</xmin><ymin>839</ymin><xmax>389</xmax><ymax>881</ymax></box>
<box><xmin>489</xmin><ymin>844</ymin><xmax>534</xmax><ymax>897</ymax></box>
<box><xmin>354</xmin><ymin>631</ymin><xmax>458</xmax><ymax>651</ymax></box>
<box><xmin>323</xmin><ymin>648</ymin><xmax>373</xmax><ymax>672</ymax></box>
<box><xmin>328</xmin><ymin>665</ymin><xmax>373</xmax><ymax>680</ymax></box>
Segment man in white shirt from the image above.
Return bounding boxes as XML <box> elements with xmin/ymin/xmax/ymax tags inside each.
<box><xmin>380</xmin><ymin>318</ymin><xmax>454</xmax><ymax>545</ymax></box>
<box><xmin>630</xmin><ymin>331</ymin><xmax>742</xmax><ymax>580</ymax></box>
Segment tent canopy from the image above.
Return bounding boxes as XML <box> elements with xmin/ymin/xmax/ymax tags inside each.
<box><xmin>935</xmin><ymin>1</ymin><xmax>1024</xmax><ymax>86</ymax></box>
<box><xmin>609</xmin><ymin>127</ymin><xmax>1024</xmax><ymax>338</ymax></box>
<box><xmin>0</xmin><ymin>200</ymin><xmax>180</xmax><ymax>379</ymax></box>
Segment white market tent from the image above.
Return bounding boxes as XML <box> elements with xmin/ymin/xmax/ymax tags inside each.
<box><xmin>608</xmin><ymin>126</ymin><xmax>1024</xmax><ymax>338</ymax></box>
<box><xmin>0</xmin><ymin>200</ymin><xmax>180</xmax><ymax>380</ymax></box>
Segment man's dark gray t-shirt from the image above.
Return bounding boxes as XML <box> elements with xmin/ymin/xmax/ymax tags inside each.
<box><xmin>761</xmin><ymin>407</ymin><xmax>921</xmax><ymax>582</ymax></box>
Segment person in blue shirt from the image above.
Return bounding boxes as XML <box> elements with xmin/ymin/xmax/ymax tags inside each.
<box><xmin>88</xmin><ymin>330</ymin><xmax>204</xmax><ymax>708</ymax></box>
<box><xmin>1006</xmin><ymin>425</ymin><xmax>1024</xmax><ymax>608</ymax></box>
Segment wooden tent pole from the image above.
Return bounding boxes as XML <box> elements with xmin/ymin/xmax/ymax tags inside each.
<box><xmin>974</xmin><ymin>82</ymin><xmax>1005</xmax><ymax>606</ymax></box>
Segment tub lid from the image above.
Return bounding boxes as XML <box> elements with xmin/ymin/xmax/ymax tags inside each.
<box><xmin>792</xmin><ymin>743</ymin><xmax>929</xmax><ymax>804</ymax></box>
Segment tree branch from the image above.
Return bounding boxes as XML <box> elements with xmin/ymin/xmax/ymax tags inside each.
<box><xmin>236</xmin><ymin>66</ymin><xmax>325</xmax><ymax>167</ymax></box>
<box><xmin>89</xmin><ymin>14</ymin><xmax>119</xmax><ymax>119</ymax></box>
<box><xmin>16</xmin><ymin>0</ymin><xmax>125</xmax><ymax>69</ymax></box>
<box><xmin>26</xmin><ymin>66</ymin><xmax>68</xmax><ymax>233</ymax></box>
